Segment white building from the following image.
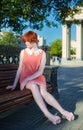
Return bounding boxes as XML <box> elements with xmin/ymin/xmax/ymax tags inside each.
<box><xmin>71</xmin><ymin>40</ymin><xmax>77</xmax><ymax>60</ymax></box>
<box><xmin>38</xmin><ymin>35</ymin><xmax>46</xmax><ymax>47</ymax></box>
<box><xmin>62</xmin><ymin>7</ymin><xmax>83</xmax><ymax>62</ymax></box>
<box><xmin>71</xmin><ymin>40</ymin><xmax>77</xmax><ymax>48</ymax></box>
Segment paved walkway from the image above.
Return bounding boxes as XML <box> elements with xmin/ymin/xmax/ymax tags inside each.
<box><xmin>0</xmin><ymin>65</ymin><xmax>83</xmax><ymax>130</ymax></box>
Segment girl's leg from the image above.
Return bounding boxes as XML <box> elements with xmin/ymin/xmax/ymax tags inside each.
<box><xmin>40</xmin><ymin>86</ymin><xmax>74</xmax><ymax>122</ymax></box>
<box><xmin>26</xmin><ymin>83</ymin><xmax>61</xmax><ymax>125</ymax></box>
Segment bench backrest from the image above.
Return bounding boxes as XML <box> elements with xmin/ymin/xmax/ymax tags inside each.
<box><xmin>0</xmin><ymin>64</ymin><xmax>18</xmax><ymax>89</ymax></box>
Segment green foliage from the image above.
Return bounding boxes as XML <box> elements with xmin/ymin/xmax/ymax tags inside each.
<box><xmin>0</xmin><ymin>45</ymin><xmax>21</xmax><ymax>56</ymax></box>
<box><xmin>50</xmin><ymin>39</ymin><xmax>62</xmax><ymax>57</ymax></box>
<box><xmin>0</xmin><ymin>0</ymin><xmax>81</xmax><ymax>33</ymax></box>
<box><xmin>0</xmin><ymin>32</ymin><xmax>18</xmax><ymax>47</ymax></box>
<box><xmin>71</xmin><ymin>48</ymin><xmax>76</xmax><ymax>55</ymax></box>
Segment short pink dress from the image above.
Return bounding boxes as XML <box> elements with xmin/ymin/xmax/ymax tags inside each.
<box><xmin>20</xmin><ymin>49</ymin><xmax>46</xmax><ymax>88</ymax></box>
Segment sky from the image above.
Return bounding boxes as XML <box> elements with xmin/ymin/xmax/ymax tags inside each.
<box><xmin>2</xmin><ymin>20</ymin><xmax>76</xmax><ymax>46</ymax></box>
<box><xmin>23</xmin><ymin>23</ymin><xmax>76</xmax><ymax>46</ymax></box>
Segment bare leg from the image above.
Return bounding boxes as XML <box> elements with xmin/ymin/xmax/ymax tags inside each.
<box><xmin>26</xmin><ymin>83</ymin><xmax>61</xmax><ymax>125</ymax></box>
<box><xmin>40</xmin><ymin>86</ymin><xmax>74</xmax><ymax>122</ymax></box>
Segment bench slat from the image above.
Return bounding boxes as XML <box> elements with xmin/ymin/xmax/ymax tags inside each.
<box><xmin>0</xmin><ymin>95</ymin><xmax>33</xmax><ymax>113</ymax></box>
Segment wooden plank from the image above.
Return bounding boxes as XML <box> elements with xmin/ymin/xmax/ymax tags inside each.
<box><xmin>0</xmin><ymin>95</ymin><xmax>33</xmax><ymax>113</ymax></box>
<box><xmin>0</xmin><ymin>64</ymin><xmax>18</xmax><ymax>71</ymax></box>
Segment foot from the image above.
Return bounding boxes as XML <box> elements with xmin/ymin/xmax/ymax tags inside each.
<box><xmin>62</xmin><ymin>111</ymin><xmax>74</xmax><ymax>122</ymax></box>
<box><xmin>52</xmin><ymin>115</ymin><xmax>61</xmax><ymax>125</ymax></box>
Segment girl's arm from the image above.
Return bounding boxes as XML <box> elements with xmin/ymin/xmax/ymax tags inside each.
<box><xmin>20</xmin><ymin>51</ymin><xmax>46</xmax><ymax>90</ymax></box>
<box><xmin>6</xmin><ymin>50</ymin><xmax>24</xmax><ymax>90</ymax></box>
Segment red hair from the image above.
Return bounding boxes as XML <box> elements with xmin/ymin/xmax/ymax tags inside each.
<box><xmin>21</xmin><ymin>31</ymin><xmax>39</xmax><ymax>44</ymax></box>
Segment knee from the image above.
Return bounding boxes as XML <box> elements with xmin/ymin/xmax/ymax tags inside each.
<box><xmin>28</xmin><ymin>83</ymin><xmax>38</xmax><ymax>92</ymax></box>
<box><xmin>40</xmin><ymin>89</ymin><xmax>47</xmax><ymax>97</ymax></box>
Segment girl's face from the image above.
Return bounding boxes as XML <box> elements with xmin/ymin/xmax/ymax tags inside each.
<box><xmin>25</xmin><ymin>42</ymin><xmax>36</xmax><ymax>49</ymax></box>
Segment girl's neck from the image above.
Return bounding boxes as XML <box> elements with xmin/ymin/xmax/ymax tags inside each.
<box><xmin>27</xmin><ymin>45</ymin><xmax>38</xmax><ymax>50</ymax></box>
<box><xmin>25</xmin><ymin>46</ymin><xmax>42</xmax><ymax>56</ymax></box>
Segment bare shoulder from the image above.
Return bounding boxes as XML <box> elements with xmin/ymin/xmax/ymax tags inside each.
<box><xmin>39</xmin><ymin>49</ymin><xmax>46</xmax><ymax>54</ymax></box>
<box><xmin>42</xmin><ymin>49</ymin><xmax>46</xmax><ymax>55</ymax></box>
<box><xmin>39</xmin><ymin>49</ymin><xmax>46</xmax><ymax>58</ymax></box>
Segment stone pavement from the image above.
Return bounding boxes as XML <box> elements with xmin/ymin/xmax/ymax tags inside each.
<box><xmin>0</xmin><ymin>65</ymin><xmax>83</xmax><ymax>130</ymax></box>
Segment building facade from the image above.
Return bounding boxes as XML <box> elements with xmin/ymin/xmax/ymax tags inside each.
<box><xmin>62</xmin><ymin>7</ymin><xmax>83</xmax><ymax>62</ymax></box>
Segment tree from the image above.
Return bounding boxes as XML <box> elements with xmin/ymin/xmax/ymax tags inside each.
<box><xmin>71</xmin><ymin>47</ymin><xmax>76</xmax><ymax>55</ymax></box>
<box><xmin>50</xmin><ymin>39</ymin><xmax>62</xmax><ymax>57</ymax></box>
<box><xmin>0</xmin><ymin>32</ymin><xmax>18</xmax><ymax>47</ymax></box>
<box><xmin>0</xmin><ymin>0</ymin><xmax>82</xmax><ymax>33</ymax></box>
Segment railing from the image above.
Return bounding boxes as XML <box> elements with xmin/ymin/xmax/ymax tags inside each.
<box><xmin>0</xmin><ymin>45</ymin><xmax>21</xmax><ymax>64</ymax></box>
<box><xmin>0</xmin><ymin>55</ymin><xmax>19</xmax><ymax>64</ymax></box>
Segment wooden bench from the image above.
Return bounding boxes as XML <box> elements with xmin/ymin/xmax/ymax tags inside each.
<box><xmin>0</xmin><ymin>64</ymin><xmax>53</xmax><ymax>114</ymax></box>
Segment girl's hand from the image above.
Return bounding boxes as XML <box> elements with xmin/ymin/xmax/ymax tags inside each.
<box><xmin>20</xmin><ymin>82</ymin><xmax>25</xmax><ymax>91</ymax></box>
<box><xmin>6</xmin><ymin>85</ymin><xmax>16</xmax><ymax>91</ymax></box>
